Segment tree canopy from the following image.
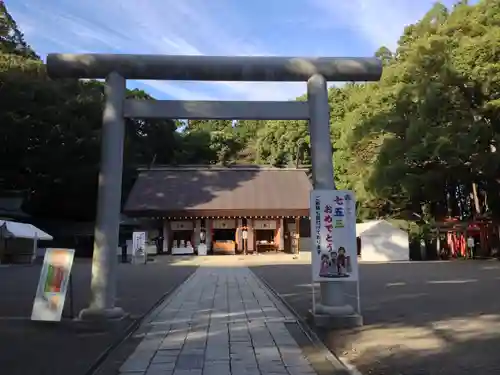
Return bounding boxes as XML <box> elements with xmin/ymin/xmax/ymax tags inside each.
<box><xmin>0</xmin><ymin>2</ymin><xmax>230</xmax><ymax>220</ymax></box>
<box><xmin>245</xmin><ymin>1</ymin><xmax>500</xmax><ymax>227</ymax></box>
<box><xmin>2</xmin><ymin>0</ymin><xmax>500</xmax><ymax>237</ymax></box>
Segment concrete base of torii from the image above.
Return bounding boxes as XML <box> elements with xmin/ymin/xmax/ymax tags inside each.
<box><xmin>79</xmin><ymin>306</ymin><xmax>127</xmax><ymax>322</ymax></box>
<box><xmin>308</xmin><ymin>307</ymin><xmax>363</xmax><ymax>329</ymax></box>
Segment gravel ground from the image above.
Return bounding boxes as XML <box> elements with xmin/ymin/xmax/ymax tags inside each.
<box><xmin>0</xmin><ymin>258</ymin><xmax>196</xmax><ymax>375</ymax></box>
<box><xmin>251</xmin><ymin>260</ymin><xmax>500</xmax><ymax>375</ymax></box>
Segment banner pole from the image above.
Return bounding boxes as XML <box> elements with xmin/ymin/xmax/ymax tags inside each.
<box><xmin>69</xmin><ymin>273</ymin><xmax>75</xmax><ymax>319</ymax></box>
<box><xmin>311</xmin><ymin>277</ymin><xmax>316</xmax><ymax>316</ymax></box>
<box><xmin>356</xmin><ymin>280</ymin><xmax>361</xmax><ymax>315</ymax></box>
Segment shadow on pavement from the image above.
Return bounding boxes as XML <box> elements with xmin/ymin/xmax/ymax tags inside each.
<box><xmin>251</xmin><ymin>261</ymin><xmax>500</xmax><ymax>375</ymax></box>
<box><xmin>0</xmin><ymin>260</ymin><xmax>197</xmax><ymax>375</ymax></box>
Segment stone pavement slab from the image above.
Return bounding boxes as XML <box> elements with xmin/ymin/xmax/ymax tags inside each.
<box><xmin>119</xmin><ymin>267</ymin><xmax>319</xmax><ymax>375</ymax></box>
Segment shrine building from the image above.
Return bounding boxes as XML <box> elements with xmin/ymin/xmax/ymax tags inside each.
<box><xmin>123</xmin><ymin>165</ymin><xmax>312</xmax><ymax>255</ymax></box>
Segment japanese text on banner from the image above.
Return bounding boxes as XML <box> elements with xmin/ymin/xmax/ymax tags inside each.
<box><xmin>310</xmin><ymin>190</ymin><xmax>358</xmax><ymax>282</ymax></box>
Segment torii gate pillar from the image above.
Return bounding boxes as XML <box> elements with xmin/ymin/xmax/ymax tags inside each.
<box><xmin>47</xmin><ymin>53</ymin><xmax>382</xmax><ymax>326</ymax></box>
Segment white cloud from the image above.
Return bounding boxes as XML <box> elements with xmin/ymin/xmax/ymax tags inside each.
<box><xmin>138</xmin><ymin>81</ymin><xmax>219</xmax><ymax>101</ymax></box>
<box><xmin>12</xmin><ymin>0</ymin><xmax>458</xmax><ymax>101</ymax></box>
<box><xmin>12</xmin><ymin>0</ymin><xmax>306</xmax><ymax>101</ymax></box>
<box><xmin>309</xmin><ymin>0</ymin><xmax>457</xmax><ymax>51</ymax></box>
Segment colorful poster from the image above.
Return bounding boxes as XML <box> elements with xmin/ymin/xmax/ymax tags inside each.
<box><xmin>310</xmin><ymin>190</ymin><xmax>358</xmax><ymax>282</ymax></box>
<box><xmin>31</xmin><ymin>248</ymin><xmax>75</xmax><ymax>322</ymax></box>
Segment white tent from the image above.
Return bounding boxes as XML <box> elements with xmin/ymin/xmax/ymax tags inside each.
<box><xmin>0</xmin><ymin>220</ymin><xmax>53</xmax><ymax>240</ymax></box>
<box><xmin>356</xmin><ymin>220</ymin><xmax>409</xmax><ymax>262</ymax></box>
<box><xmin>0</xmin><ymin>220</ymin><xmax>53</xmax><ymax>264</ymax></box>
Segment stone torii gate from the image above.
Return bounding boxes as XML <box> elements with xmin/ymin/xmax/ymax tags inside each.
<box><xmin>46</xmin><ymin>54</ymin><xmax>382</xmax><ymax>327</ymax></box>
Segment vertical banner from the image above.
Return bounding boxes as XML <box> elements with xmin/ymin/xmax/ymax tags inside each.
<box><xmin>31</xmin><ymin>248</ymin><xmax>75</xmax><ymax>322</ymax></box>
<box><xmin>132</xmin><ymin>231</ymin><xmax>147</xmax><ymax>264</ymax></box>
<box><xmin>310</xmin><ymin>190</ymin><xmax>358</xmax><ymax>282</ymax></box>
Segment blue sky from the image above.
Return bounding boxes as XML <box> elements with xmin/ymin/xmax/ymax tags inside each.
<box><xmin>9</xmin><ymin>0</ymin><xmax>464</xmax><ymax>101</ymax></box>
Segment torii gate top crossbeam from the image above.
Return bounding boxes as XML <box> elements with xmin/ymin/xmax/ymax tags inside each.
<box><xmin>46</xmin><ymin>54</ymin><xmax>382</xmax><ymax>82</ymax></box>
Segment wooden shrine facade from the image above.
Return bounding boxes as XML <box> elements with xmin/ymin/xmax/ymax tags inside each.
<box><xmin>123</xmin><ymin>165</ymin><xmax>312</xmax><ymax>254</ymax></box>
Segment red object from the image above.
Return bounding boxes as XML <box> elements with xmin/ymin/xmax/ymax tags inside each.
<box><xmin>443</xmin><ymin>217</ymin><xmax>492</xmax><ymax>257</ymax></box>
<box><xmin>50</xmin><ymin>266</ymin><xmax>64</xmax><ymax>292</ymax></box>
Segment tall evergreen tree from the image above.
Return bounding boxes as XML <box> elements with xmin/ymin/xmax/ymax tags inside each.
<box><xmin>0</xmin><ymin>1</ymin><xmax>38</xmax><ymax>59</ymax></box>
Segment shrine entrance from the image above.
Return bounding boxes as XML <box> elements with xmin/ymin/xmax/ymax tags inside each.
<box><xmin>47</xmin><ymin>53</ymin><xmax>382</xmax><ymax>326</ymax></box>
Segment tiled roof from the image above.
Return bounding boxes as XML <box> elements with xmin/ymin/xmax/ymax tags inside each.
<box><xmin>124</xmin><ymin>166</ymin><xmax>312</xmax><ymax>217</ymax></box>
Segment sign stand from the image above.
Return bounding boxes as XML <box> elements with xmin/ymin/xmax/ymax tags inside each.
<box><xmin>309</xmin><ymin>189</ymin><xmax>359</xmax><ymax>315</ymax></box>
<box><xmin>356</xmin><ymin>279</ymin><xmax>361</xmax><ymax>315</ymax></box>
<box><xmin>31</xmin><ymin>248</ymin><xmax>75</xmax><ymax>322</ymax></box>
<box><xmin>68</xmin><ymin>274</ymin><xmax>75</xmax><ymax>319</ymax></box>
<box><xmin>311</xmin><ymin>278</ymin><xmax>316</xmax><ymax>316</ymax></box>
<box><xmin>132</xmin><ymin>232</ymin><xmax>147</xmax><ymax>265</ymax></box>
<box><xmin>63</xmin><ymin>274</ymin><xmax>75</xmax><ymax>319</ymax></box>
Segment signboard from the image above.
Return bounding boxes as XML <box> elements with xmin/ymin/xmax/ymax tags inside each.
<box><xmin>197</xmin><ymin>243</ymin><xmax>207</xmax><ymax>256</ymax></box>
<box><xmin>253</xmin><ymin>220</ymin><xmax>277</xmax><ymax>230</ymax></box>
<box><xmin>31</xmin><ymin>248</ymin><xmax>75</xmax><ymax>322</ymax></box>
<box><xmin>212</xmin><ymin>219</ymin><xmax>236</xmax><ymax>229</ymax></box>
<box><xmin>132</xmin><ymin>232</ymin><xmax>147</xmax><ymax>264</ymax></box>
<box><xmin>310</xmin><ymin>190</ymin><xmax>358</xmax><ymax>282</ymax></box>
<box><xmin>170</xmin><ymin>221</ymin><xmax>193</xmax><ymax>231</ymax></box>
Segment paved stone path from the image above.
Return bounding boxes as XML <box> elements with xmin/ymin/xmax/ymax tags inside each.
<box><xmin>119</xmin><ymin>267</ymin><xmax>318</xmax><ymax>375</ymax></box>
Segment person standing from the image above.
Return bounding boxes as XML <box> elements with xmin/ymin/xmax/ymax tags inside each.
<box><xmin>242</xmin><ymin>227</ymin><xmax>248</xmax><ymax>255</ymax></box>
<box><xmin>200</xmin><ymin>229</ymin><xmax>206</xmax><ymax>244</ymax></box>
<box><xmin>198</xmin><ymin>229</ymin><xmax>207</xmax><ymax>256</ymax></box>
<box><xmin>467</xmin><ymin>236</ymin><xmax>475</xmax><ymax>259</ymax></box>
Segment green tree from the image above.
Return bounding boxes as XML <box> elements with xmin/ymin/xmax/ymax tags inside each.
<box><xmin>0</xmin><ymin>1</ymin><xmax>38</xmax><ymax>59</ymax></box>
<box><xmin>187</xmin><ymin>119</ymin><xmax>232</xmax><ymax>133</ymax></box>
<box><xmin>255</xmin><ymin>119</ymin><xmax>311</xmax><ymax>167</ymax></box>
<box><xmin>0</xmin><ymin>53</ymin><xmax>182</xmax><ymax>220</ymax></box>
<box><xmin>341</xmin><ymin>0</ymin><xmax>500</xmax><ymax>224</ymax></box>
<box><xmin>5</xmin><ymin>0</ymin><xmax>500</xmax><ymax>232</ymax></box>
<box><xmin>374</xmin><ymin>46</ymin><xmax>394</xmax><ymax>66</ymax></box>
